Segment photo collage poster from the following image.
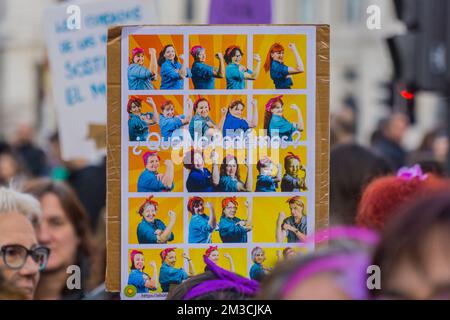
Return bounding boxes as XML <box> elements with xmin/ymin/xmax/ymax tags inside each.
<box><xmin>120</xmin><ymin>25</ymin><xmax>317</xmax><ymax>299</ymax></box>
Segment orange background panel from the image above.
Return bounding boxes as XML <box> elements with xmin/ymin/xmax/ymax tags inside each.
<box><xmin>129</xmin><ymin>35</ymin><xmax>184</xmax><ymax>90</ymax></box>
<box><xmin>188</xmin><ymin>34</ymin><xmax>248</xmax><ymax>90</ymax></box>
<box><xmin>127</xmin><ymin>95</ymin><xmax>185</xmax><ymax>137</ymax></box>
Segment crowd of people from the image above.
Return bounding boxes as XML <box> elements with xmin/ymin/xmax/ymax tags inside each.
<box><xmin>0</xmin><ymin>111</ymin><xmax>449</xmax><ymax>300</ymax></box>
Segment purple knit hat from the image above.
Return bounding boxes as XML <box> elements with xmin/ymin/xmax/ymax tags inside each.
<box><xmin>182</xmin><ymin>256</ymin><xmax>260</xmax><ymax>300</ymax></box>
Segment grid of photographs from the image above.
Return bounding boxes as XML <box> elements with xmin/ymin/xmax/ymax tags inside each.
<box><xmin>120</xmin><ymin>25</ymin><xmax>317</xmax><ymax>299</ymax></box>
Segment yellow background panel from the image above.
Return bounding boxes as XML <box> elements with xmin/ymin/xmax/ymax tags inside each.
<box><xmin>188</xmin><ymin>247</ymin><xmax>248</xmax><ymax>277</ymax></box>
<box><xmin>186</xmin><ymin>196</ymin><xmax>249</xmax><ymax>244</ymax></box>
<box><xmin>128</xmin><ymin>196</ymin><xmax>184</xmax><ymax>244</ymax></box>
<box><xmin>126</xmin><ymin>248</ymin><xmax>185</xmax><ymax>294</ymax></box>
<box><xmin>253</xmin><ymin>34</ymin><xmax>307</xmax><ymax>89</ymax></box>
<box><xmin>252</xmin><ymin>196</ymin><xmax>308</xmax><ymax>243</ymax></box>
<box><xmin>250</xmin><ymin>146</ymin><xmax>308</xmax><ymax>192</ymax></box>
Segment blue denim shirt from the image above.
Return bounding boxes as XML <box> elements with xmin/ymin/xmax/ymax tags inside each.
<box><xmin>137</xmin><ymin>218</ymin><xmax>174</xmax><ymax>244</ymax></box>
<box><xmin>270</xmin><ymin>60</ymin><xmax>293</xmax><ymax>89</ymax></box>
<box><xmin>219</xmin><ymin>216</ymin><xmax>248</xmax><ymax>243</ymax></box>
<box><xmin>137</xmin><ymin>169</ymin><xmax>174</xmax><ymax>192</ymax></box>
<box><xmin>188</xmin><ymin>213</ymin><xmax>213</xmax><ymax>243</ymax></box>
<box><xmin>159</xmin><ymin>262</ymin><xmax>188</xmax><ymax>292</ymax></box>
<box><xmin>128</xmin><ymin>64</ymin><xmax>155</xmax><ymax>90</ymax></box>
<box><xmin>191</xmin><ymin>61</ymin><xmax>215</xmax><ymax>89</ymax></box>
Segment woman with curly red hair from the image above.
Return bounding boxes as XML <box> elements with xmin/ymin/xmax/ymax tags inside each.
<box><xmin>356</xmin><ymin>165</ymin><xmax>448</xmax><ymax>231</ymax></box>
<box><xmin>218</xmin><ymin>197</ymin><xmax>252</xmax><ymax>243</ymax></box>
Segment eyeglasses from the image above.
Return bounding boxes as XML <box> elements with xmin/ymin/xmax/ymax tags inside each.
<box><xmin>0</xmin><ymin>244</ymin><xmax>50</xmax><ymax>271</ymax></box>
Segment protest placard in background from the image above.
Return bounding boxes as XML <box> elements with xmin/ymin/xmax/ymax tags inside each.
<box><xmin>209</xmin><ymin>0</ymin><xmax>272</xmax><ymax>24</ymax></box>
<box><xmin>44</xmin><ymin>0</ymin><xmax>157</xmax><ymax>161</ymax></box>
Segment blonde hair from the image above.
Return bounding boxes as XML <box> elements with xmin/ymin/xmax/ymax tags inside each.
<box><xmin>0</xmin><ymin>187</ymin><xmax>41</xmax><ymax>227</ymax></box>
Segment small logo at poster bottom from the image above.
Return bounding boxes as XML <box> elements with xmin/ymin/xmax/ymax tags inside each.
<box><xmin>124</xmin><ymin>285</ymin><xmax>137</xmax><ymax>298</ymax></box>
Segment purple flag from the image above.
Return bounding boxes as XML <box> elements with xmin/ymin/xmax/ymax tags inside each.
<box><xmin>209</xmin><ymin>0</ymin><xmax>272</xmax><ymax>24</ymax></box>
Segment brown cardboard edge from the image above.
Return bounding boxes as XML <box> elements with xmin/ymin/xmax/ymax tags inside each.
<box><xmin>106</xmin><ymin>24</ymin><xmax>330</xmax><ymax>292</ymax></box>
<box><xmin>315</xmin><ymin>26</ymin><xmax>330</xmax><ymax>231</ymax></box>
<box><xmin>106</xmin><ymin>25</ymin><xmax>123</xmax><ymax>292</ymax></box>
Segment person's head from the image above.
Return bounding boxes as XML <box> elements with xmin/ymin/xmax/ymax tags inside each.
<box><xmin>0</xmin><ymin>187</ymin><xmax>47</xmax><ymax>299</ymax></box>
<box><xmin>407</xmin><ymin>129</ymin><xmax>448</xmax><ymax>175</ymax></box>
<box><xmin>127</xmin><ymin>97</ymin><xmax>142</xmax><ymax>115</ymax></box>
<box><xmin>222</xmin><ymin>197</ymin><xmax>238</xmax><ymax>219</ymax></box>
<box><xmin>431</xmin><ymin>130</ymin><xmax>449</xmax><ymax>163</ymax></box>
<box><xmin>14</xmin><ymin>123</ymin><xmax>35</xmax><ymax>146</ymax></box>
<box><xmin>138</xmin><ymin>196</ymin><xmax>158</xmax><ymax>223</ymax></box>
<box><xmin>183</xmin><ymin>149</ymin><xmax>204</xmax><ymax>171</ymax></box>
<box><xmin>228</xmin><ymin>100</ymin><xmax>245</xmax><ymax>119</ymax></box>
<box><xmin>158</xmin><ymin>44</ymin><xmax>178</xmax><ymax>66</ymax></box>
<box><xmin>256</xmin><ymin>157</ymin><xmax>274</xmax><ymax>176</ymax></box>
<box><xmin>287</xmin><ymin>196</ymin><xmax>305</xmax><ymax>219</ymax></box>
<box><xmin>161</xmin><ymin>248</ymin><xmax>177</xmax><ymax>267</ymax></box>
<box><xmin>372</xmin><ymin>190</ymin><xmax>450</xmax><ymax>299</ymax></box>
<box><xmin>168</xmin><ymin>256</ymin><xmax>259</xmax><ymax>300</ymax></box>
<box><xmin>23</xmin><ymin>179</ymin><xmax>93</xmax><ymax>276</ymax></box>
<box><xmin>193</xmin><ymin>97</ymin><xmax>211</xmax><ymax>118</ymax></box>
<box><xmin>130</xmin><ymin>250</ymin><xmax>145</xmax><ymax>271</ymax></box>
<box><xmin>331</xmin><ymin>109</ymin><xmax>357</xmax><ymax>147</ymax></box>
<box><xmin>220</xmin><ymin>155</ymin><xmax>240</xmax><ymax>180</ymax></box>
<box><xmin>161</xmin><ymin>100</ymin><xmax>175</xmax><ymax>118</ymax></box>
<box><xmin>330</xmin><ymin>143</ymin><xmax>392</xmax><ymax>226</ymax></box>
<box><xmin>251</xmin><ymin>247</ymin><xmax>266</xmax><ymax>264</ymax></box>
<box><xmin>190</xmin><ymin>45</ymin><xmax>206</xmax><ymax>62</ymax></box>
<box><xmin>258</xmin><ymin>237</ymin><xmax>375</xmax><ymax>300</ymax></box>
<box><xmin>166</xmin><ymin>264</ymin><xmax>259</xmax><ymax>300</ymax></box>
<box><xmin>264</xmin><ymin>43</ymin><xmax>285</xmax><ymax>72</ymax></box>
<box><xmin>224</xmin><ymin>46</ymin><xmax>243</xmax><ymax>65</ymax></box>
<box><xmin>382</xmin><ymin>112</ymin><xmax>409</xmax><ymax>144</ymax></box>
<box><xmin>283</xmin><ymin>247</ymin><xmax>296</xmax><ymax>260</ymax></box>
<box><xmin>204</xmin><ymin>246</ymin><xmax>219</xmax><ymax>263</ymax></box>
<box><xmin>142</xmin><ymin>151</ymin><xmax>160</xmax><ymax>173</ymax></box>
<box><xmin>131</xmin><ymin>47</ymin><xmax>145</xmax><ymax>65</ymax></box>
<box><xmin>284</xmin><ymin>152</ymin><xmax>302</xmax><ymax>178</ymax></box>
<box><xmin>0</xmin><ymin>150</ymin><xmax>26</xmax><ymax>186</ymax></box>
<box><xmin>356</xmin><ymin>165</ymin><xmax>447</xmax><ymax>231</ymax></box>
<box><xmin>187</xmin><ymin>196</ymin><xmax>205</xmax><ymax>215</ymax></box>
<box><xmin>264</xmin><ymin>96</ymin><xmax>284</xmax><ymax>130</ymax></box>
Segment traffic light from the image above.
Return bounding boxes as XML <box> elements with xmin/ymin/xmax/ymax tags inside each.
<box><xmin>388</xmin><ymin>0</ymin><xmax>449</xmax><ymax>93</ymax></box>
<box><xmin>378</xmin><ymin>79</ymin><xmax>416</xmax><ymax>124</ymax></box>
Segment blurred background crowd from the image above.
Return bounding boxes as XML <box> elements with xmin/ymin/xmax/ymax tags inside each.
<box><xmin>0</xmin><ymin>0</ymin><xmax>449</xmax><ymax>300</ymax></box>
